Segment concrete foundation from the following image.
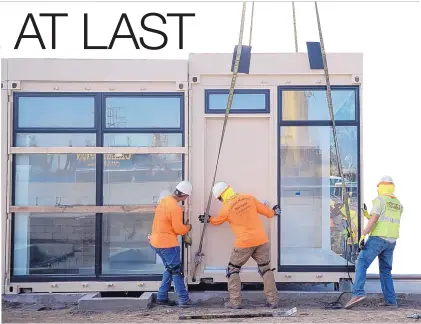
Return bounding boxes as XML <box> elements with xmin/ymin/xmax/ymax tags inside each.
<box><xmin>77</xmin><ymin>292</ymin><xmax>153</xmax><ymax>312</ymax></box>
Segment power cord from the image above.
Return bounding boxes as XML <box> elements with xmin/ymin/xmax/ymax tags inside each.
<box><xmin>324</xmin><ymin>227</ymin><xmax>354</xmax><ymax>310</ymax></box>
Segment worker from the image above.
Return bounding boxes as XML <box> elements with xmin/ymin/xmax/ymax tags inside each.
<box><xmin>345</xmin><ymin>176</ymin><xmax>403</xmax><ymax>309</ymax></box>
<box><xmin>339</xmin><ymin>193</ymin><xmax>358</xmax><ymax>262</ymax></box>
<box><xmin>198</xmin><ymin>182</ymin><xmax>281</xmax><ymax>309</ymax></box>
<box><xmin>149</xmin><ymin>180</ymin><xmax>194</xmax><ymax>308</ymax></box>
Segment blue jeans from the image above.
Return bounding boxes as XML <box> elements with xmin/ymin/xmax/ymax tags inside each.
<box><xmin>352</xmin><ymin>236</ymin><xmax>397</xmax><ymax>305</ymax></box>
<box><xmin>151</xmin><ymin>246</ymin><xmax>190</xmax><ymax>304</ymax></box>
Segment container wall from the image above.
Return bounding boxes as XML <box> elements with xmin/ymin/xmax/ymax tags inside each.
<box><xmin>188</xmin><ymin>53</ymin><xmax>363</xmax><ymax>283</ymax></box>
<box><xmin>3</xmin><ymin>58</ymin><xmax>189</xmax><ymax>291</ymax></box>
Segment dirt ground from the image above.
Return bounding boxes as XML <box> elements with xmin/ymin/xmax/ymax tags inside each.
<box><xmin>2</xmin><ymin>298</ymin><xmax>421</xmax><ymax>323</ymax></box>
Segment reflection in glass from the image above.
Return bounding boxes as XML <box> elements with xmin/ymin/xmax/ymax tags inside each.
<box><xmin>102</xmin><ymin>213</ymin><xmax>164</xmax><ymax>274</ymax></box>
<box><xmin>17</xmin><ymin>96</ymin><xmax>95</xmax><ymax>128</ymax></box>
<box><xmin>103</xmin><ymin>154</ymin><xmax>183</xmax><ymax>205</ymax></box>
<box><xmin>279</xmin><ymin>126</ymin><xmax>359</xmax><ymax>266</ymax></box>
<box><xmin>104</xmin><ymin>133</ymin><xmax>183</xmax><ymax>147</ymax></box>
<box><xmin>208</xmin><ymin>92</ymin><xmax>267</xmax><ymax>111</ymax></box>
<box><xmin>14</xmin><ymin>154</ymin><xmax>96</xmax><ymax>206</ymax></box>
<box><xmin>13</xmin><ymin>213</ymin><xmax>96</xmax><ymax>275</ymax></box>
<box><xmin>16</xmin><ymin>133</ymin><xmax>96</xmax><ymax>147</ymax></box>
<box><xmin>282</xmin><ymin>89</ymin><xmax>356</xmax><ymax>121</ymax></box>
<box><xmin>105</xmin><ymin>97</ymin><xmax>181</xmax><ymax>129</ymax></box>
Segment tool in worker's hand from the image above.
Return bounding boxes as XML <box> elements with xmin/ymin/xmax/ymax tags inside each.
<box><xmin>362</xmin><ymin>203</ymin><xmax>370</xmax><ymax>219</ymax></box>
<box><xmin>198</xmin><ymin>214</ymin><xmax>209</xmax><ymax>224</ymax></box>
<box><xmin>182</xmin><ymin>235</ymin><xmax>192</xmax><ymax>246</ymax></box>
<box><xmin>272</xmin><ymin>205</ymin><xmax>281</xmax><ymax>216</ymax></box>
<box><xmin>179</xmin><ymin>307</ymin><xmax>297</xmax><ymax>320</ymax></box>
<box><xmin>358</xmin><ymin>234</ymin><xmax>366</xmax><ymax>251</ymax></box>
<box><xmin>407</xmin><ymin>314</ymin><xmax>421</xmax><ymax>319</ymax></box>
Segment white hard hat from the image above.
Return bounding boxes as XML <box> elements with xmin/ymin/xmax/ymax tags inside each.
<box><xmin>158</xmin><ymin>190</ymin><xmax>171</xmax><ymax>202</ymax></box>
<box><xmin>175</xmin><ymin>180</ymin><xmax>193</xmax><ymax>196</ymax></box>
<box><xmin>212</xmin><ymin>181</ymin><xmax>230</xmax><ymax>199</ymax></box>
<box><xmin>378</xmin><ymin>175</ymin><xmax>394</xmax><ymax>185</ymax></box>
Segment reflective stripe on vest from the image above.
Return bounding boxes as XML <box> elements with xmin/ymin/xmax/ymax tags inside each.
<box><xmin>371</xmin><ymin>195</ymin><xmax>402</xmax><ymax>239</ymax></box>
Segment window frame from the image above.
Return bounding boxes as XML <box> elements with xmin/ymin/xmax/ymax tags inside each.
<box><xmin>276</xmin><ymin>85</ymin><xmax>361</xmax><ymax>273</ymax></box>
<box><xmin>205</xmin><ymin>89</ymin><xmax>270</xmax><ymax>114</ymax></box>
<box><xmin>11</xmin><ymin>91</ymin><xmax>185</xmax><ymax>282</ymax></box>
<box><xmin>13</xmin><ymin>92</ymin><xmax>100</xmax><ymax>132</ymax></box>
<box><xmin>278</xmin><ymin>85</ymin><xmax>359</xmax><ymax>124</ymax></box>
<box><xmin>102</xmin><ymin>92</ymin><xmax>185</xmax><ymax>133</ymax></box>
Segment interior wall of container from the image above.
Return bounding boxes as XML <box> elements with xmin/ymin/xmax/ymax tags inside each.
<box><xmin>1</xmin><ymin>54</ymin><xmax>363</xmax><ymax>294</ymax></box>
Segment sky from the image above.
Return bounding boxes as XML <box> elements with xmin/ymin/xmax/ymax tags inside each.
<box><xmin>1</xmin><ymin>0</ymin><xmax>421</xmax><ymax>275</ymax></box>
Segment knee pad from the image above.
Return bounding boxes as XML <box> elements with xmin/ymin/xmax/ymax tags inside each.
<box><xmin>257</xmin><ymin>261</ymin><xmax>275</xmax><ymax>277</ymax></box>
<box><xmin>226</xmin><ymin>262</ymin><xmax>241</xmax><ymax>278</ymax></box>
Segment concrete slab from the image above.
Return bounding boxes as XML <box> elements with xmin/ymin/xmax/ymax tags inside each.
<box><xmin>2</xmin><ymin>293</ymin><xmax>85</xmax><ymax>305</ymax></box>
<box><xmin>77</xmin><ymin>292</ymin><xmax>153</xmax><ymax>312</ymax></box>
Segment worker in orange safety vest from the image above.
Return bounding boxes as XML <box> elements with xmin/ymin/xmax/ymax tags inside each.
<box><xmin>199</xmin><ymin>182</ymin><xmax>281</xmax><ymax>309</ymax></box>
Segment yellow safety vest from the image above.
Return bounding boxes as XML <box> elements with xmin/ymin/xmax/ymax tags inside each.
<box><xmin>371</xmin><ymin>195</ymin><xmax>402</xmax><ymax>239</ymax></box>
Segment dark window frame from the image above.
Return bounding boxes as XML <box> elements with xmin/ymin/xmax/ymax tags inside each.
<box><xmin>277</xmin><ymin>85</ymin><xmax>361</xmax><ymax>273</ymax></box>
<box><xmin>278</xmin><ymin>85</ymin><xmax>359</xmax><ymax>123</ymax></box>
<box><xmin>11</xmin><ymin>92</ymin><xmax>185</xmax><ymax>282</ymax></box>
<box><xmin>205</xmin><ymin>89</ymin><xmax>270</xmax><ymax>114</ymax></box>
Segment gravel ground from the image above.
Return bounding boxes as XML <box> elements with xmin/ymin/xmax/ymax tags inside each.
<box><xmin>2</xmin><ymin>298</ymin><xmax>421</xmax><ymax>323</ymax></box>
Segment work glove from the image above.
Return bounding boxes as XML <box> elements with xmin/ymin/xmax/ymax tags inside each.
<box><xmin>362</xmin><ymin>203</ymin><xmax>370</xmax><ymax>219</ymax></box>
<box><xmin>359</xmin><ymin>235</ymin><xmax>366</xmax><ymax>250</ymax></box>
<box><xmin>272</xmin><ymin>205</ymin><xmax>281</xmax><ymax>216</ymax></box>
<box><xmin>182</xmin><ymin>235</ymin><xmax>192</xmax><ymax>246</ymax></box>
<box><xmin>198</xmin><ymin>214</ymin><xmax>210</xmax><ymax>224</ymax></box>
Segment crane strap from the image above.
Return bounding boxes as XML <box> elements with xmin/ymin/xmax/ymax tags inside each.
<box><xmin>314</xmin><ymin>1</ymin><xmax>356</xmax><ymax>255</ymax></box>
<box><xmin>191</xmin><ymin>2</ymin><xmax>250</xmax><ymax>282</ymax></box>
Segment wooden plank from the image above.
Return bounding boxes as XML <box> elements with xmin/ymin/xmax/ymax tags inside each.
<box><xmin>10</xmin><ymin>205</ymin><xmax>186</xmax><ymax>214</ymax></box>
<box><xmin>10</xmin><ymin>147</ymin><xmax>188</xmax><ymax>154</ymax></box>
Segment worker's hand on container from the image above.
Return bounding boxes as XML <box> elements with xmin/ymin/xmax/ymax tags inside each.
<box><xmin>198</xmin><ymin>214</ymin><xmax>210</xmax><ymax>224</ymax></box>
<box><xmin>272</xmin><ymin>205</ymin><xmax>281</xmax><ymax>216</ymax></box>
<box><xmin>182</xmin><ymin>235</ymin><xmax>192</xmax><ymax>246</ymax></box>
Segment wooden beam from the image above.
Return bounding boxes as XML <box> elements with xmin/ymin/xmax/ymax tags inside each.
<box><xmin>10</xmin><ymin>205</ymin><xmax>186</xmax><ymax>214</ymax></box>
<box><xmin>10</xmin><ymin>147</ymin><xmax>188</xmax><ymax>154</ymax></box>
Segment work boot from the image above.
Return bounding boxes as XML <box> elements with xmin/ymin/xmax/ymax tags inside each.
<box><xmin>155</xmin><ymin>299</ymin><xmax>177</xmax><ymax>306</ymax></box>
<box><xmin>178</xmin><ymin>299</ymin><xmax>195</xmax><ymax>308</ymax></box>
<box><xmin>344</xmin><ymin>296</ymin><xmax>366</xmax><ymax>309</ymax></box>
<box><xmin>224</xmin><ymin>302</ymin><xmax>242</xmax><ymax>309</ymax></box>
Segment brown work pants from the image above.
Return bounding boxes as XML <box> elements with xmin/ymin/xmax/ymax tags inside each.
<box><xmin>227</xmin><ymin>242</ymin><xmax>278</xmax><ymax>306</ymax></box>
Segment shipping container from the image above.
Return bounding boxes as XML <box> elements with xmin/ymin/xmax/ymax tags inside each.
<box><xmin>1</xmin><ymin>53</ymin><xmax>363</xmax><ymax>294</ymax></box>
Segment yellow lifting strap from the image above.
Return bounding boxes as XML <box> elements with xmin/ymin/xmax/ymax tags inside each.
<box><xmin>314</xmin><ymin>2</ymin><xmax>356</xmax><ymax>256</ymax></box>
<box><xmin>191</xmin><ymin>2</ymin><xmax>252</xmax><ymax>282</ymax></box>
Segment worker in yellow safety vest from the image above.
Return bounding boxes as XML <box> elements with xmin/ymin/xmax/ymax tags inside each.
<box><xmin>340</xmin><ymin>194</ymin><xmax>358</xmax><ymax>261</ymax></box>
<box><xmin>345</xmin><ymin>176</ymin><xmax>403</xmax><ymax>309</ymax></box>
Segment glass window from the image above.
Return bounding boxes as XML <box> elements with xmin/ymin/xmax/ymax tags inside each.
<box><xmin>103</xmin><ymin>154</ymin><xmax>183</xmax><ymax>205</ymax></box>
<box><xmin>279</xmin><ymin>126</ymin><xmax>359</xmax><ymax>266</ymax></box>
<box><xmin>105</xmin><ymin>96</ymin><xmax>182</xmax><ymax>129</ymax></box>
<box><xmin>13</xmin><ymin>213</ymin><xmax>96</xmax><ymax>276</ymax></box>
<box><xmin>15</xmin><ymin>133</ymin><xmax>96</xmax><ymax>147</ymax></box>
<box><xmin>281</xmin><ymin>89</ymin><xmax>356</xmax><ymax>121</ymax></box>
<box><xmin>104</xmin><ymin>133</ymin><xmax>183</xmax><ymax>147</ymax></box>
<box><xmin>14</xmin><ymin>154</ymin><xmax>96</xmax><ymax>206</ymax></box>
<box><xmin>102</xmin><ymin>213</ymin><xmax>166</xmax><ymax>275</ymax></box>
<box><xmin>17</xmin><ymin>96</ymin><xmax>95</xmax><ymax>128</ymax></box>
<box><xmin>206</xmin><ymin>90</ymin><xmax>269</xmax><ymax>113</ymax></box>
